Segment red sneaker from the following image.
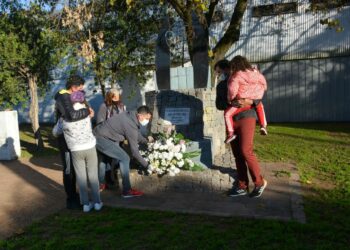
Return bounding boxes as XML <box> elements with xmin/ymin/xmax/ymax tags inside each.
<box><xmin>99</xmin><ymin>183</ymin><xmax>107</xmax><ymax>192</ymax></box>
<box><xmin>122</xmin><ymin>189</ymin><xmax>144</xmax><ymax>198</ymax></box>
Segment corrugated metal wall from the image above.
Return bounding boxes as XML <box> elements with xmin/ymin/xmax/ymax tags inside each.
<box><xmin>260</xmin><ymin>56</ymin><xmax>350</xmax><ymax>122</ymax></box>
<box><xmin>210</xmin><ymin>1</ymin><xmax>350</xmax><ymax>61</ymax></box>
<box><xmin>169</xmin><ymin>1</ymin><xmax>350</xmax><ymax>122</ymax></box>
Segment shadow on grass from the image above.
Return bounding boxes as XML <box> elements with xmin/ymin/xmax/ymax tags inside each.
<box><xmin>0</xmin><ymin>187</ymin><xmax>349</xmax><ymax>250</ymax></box>
<box><xmin>19</xmin><ymin>124</ymin><xmax>59</xmax><ymax>158</ymax></box>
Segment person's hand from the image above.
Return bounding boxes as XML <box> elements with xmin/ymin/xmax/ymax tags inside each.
<box><xmin>147</xmin><ymin>136</ymin><xmax>155</xmax><ymax>143</ymax></box>
<box><xmin>232</xmin><ymin>98</ymin><xmax>253</xmax><ymax>108</ymax></box>
<box><xmin>89</xmin><ymin>107</ymin><xmax>94</xmax><ymax>118</ymax></box>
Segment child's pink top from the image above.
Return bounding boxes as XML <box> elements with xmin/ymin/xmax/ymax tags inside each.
<box><xmin>227</xmin><ymin>69</ymin><xmax>267</xmax><ymax>102</ymax></box>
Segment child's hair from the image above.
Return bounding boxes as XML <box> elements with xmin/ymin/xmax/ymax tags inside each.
<box><xmin>230</xmin><ymin>55</ymin><xmax>254</xmax><ymax>75</ymax></box>
<box><xmin>70</xmin><ymin>90</ymin><xmax>85</xmax><ymax>103</ymax></box>
<box><xmin>70</xmin><ymin>91</ymin><xmax>90</xmax><ymax>109</ymax></box>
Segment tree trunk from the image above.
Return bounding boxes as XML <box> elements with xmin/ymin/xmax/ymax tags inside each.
<box><xmin>192</xmin><ymin>14</ymin><xmax>209</xmax><ymax>89</ymax></box>
<box><xmin>155</xmin><ymin>5</ymin><xmax>171</xmax><ymax>90</ymax></box>
<box><xmin>28</xmin><ymin>75</ymin><xmax>44</xmax><ymax>150</ymax></box>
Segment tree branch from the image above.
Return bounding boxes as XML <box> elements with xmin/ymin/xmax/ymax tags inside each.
<box><xmin>167</xmin><ymin>0</ymin><xmax>185</xmax><ymax>20</ymax></box>
<box><xmin>213</xmin><ymin>0</ymin><xmax>248</xmax><ymax>55</ymax></box>
<box><xmin>206</xmin><ymin>0</ymin><xmax>219</xmax><ymax>26</ymax></box>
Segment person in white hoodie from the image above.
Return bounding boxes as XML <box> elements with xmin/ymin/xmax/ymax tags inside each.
<box><xmin>62</xmin><ymin>90</ymin><xmax>103</xmax><ymax>212</ymax></box>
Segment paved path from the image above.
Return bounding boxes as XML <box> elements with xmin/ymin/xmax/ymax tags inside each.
<box><xmin>0</xmin><ymin>156</ymin><xmax>305</xmax><ymax>240</ymax></box>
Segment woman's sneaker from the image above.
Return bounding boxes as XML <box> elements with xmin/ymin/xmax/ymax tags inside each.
<box><xmin>260</xmin><ymin>127</ymin><xmax>268</xmax><ymax>136</ymax></box>
<box><xmin>122</xmin><ymin>189</ymin><xmax>144</xmax><ymax>198</ymax></box>
<box><xmin>229</xmin><ymin>186</ymin><xmax>248</xmax><ymax>197</ymax></box>
<box><xmin>99</xmin><ymin>183</ymin><xmax>107</xmax><ymax>192</ymax></box>
<box><xmin>225</xmin><ymin>134</ymin><xmax>237</xmax><ymax>144</ymax></box>
<box><xmin>249</xmin><ymin>179</ymin><xmax>267</xmax><ymax>198</ymax></box>
<box><xmin>83</xmin><ymin>202</ymin><xmax>94</xmax><ymax>213</ymax></box>
<box><xmin>94</xmin><ymin>202</ymin><xmax>103</xmax><ymax>211</ymax></box>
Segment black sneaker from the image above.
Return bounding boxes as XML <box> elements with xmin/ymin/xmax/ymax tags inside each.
<box><xmin>260</xmin><ymin>127</ymin><xmax>268</xmax><ymax>136</ymax></box>
<box><xmin>249</xmin><ymin>179</ymin><xmax>267</xmax><ymax>198</ymax></box>
<box><xmin>228</xmin><ymin>186</ymin><xmax>248</xmax><ymax>197</ymax></box>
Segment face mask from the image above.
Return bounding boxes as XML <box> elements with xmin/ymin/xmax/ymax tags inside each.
<box><xmin>140</xmin><ymin>119</ymin><xmax>150</xmax><ymax>126</ymax></box>
<box><xmin>218</xmin><ymin>73</ymin><xmax>227</xmax><ymax>82</ymax></box>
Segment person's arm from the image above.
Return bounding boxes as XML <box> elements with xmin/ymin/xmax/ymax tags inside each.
<box><xmin>59</xmin><ymin>94</ymin><xmax>90</xmax><ymax>121</ymax></box>
<box><xmin>125</xmin><ymin>127</ymin><xmax>149</xmax><ymax>167</ymax></box>
<box><xmin>96</xmin><ymin>103</ymin><xmax>107</xmax><ymax>125</ymax></box>
<box><xmin>233</xmin><ymin>98</ymin><xmax>261</xmax><ymax>108</ymax></box>
<box><xmin>137</xmin><ymin>130</ymin><xmax>148</xmax><ymax>144</ymax></box>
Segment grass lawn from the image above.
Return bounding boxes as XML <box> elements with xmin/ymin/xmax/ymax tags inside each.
<box><xmin>0</xmin><ymin>123</ymin><xmax>349</xmax><ymax>249</ymax></box>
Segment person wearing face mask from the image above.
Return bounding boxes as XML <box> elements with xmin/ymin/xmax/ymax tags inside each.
<box><xmin>93</xmin><ymin>105</ymin><xmax>152</xmax><ymax>198</ymax></box>
<box><xmin>96</xmin><ymin>88</ymin><xmax>126</xmax><ymax>191</ymax></box>
<box><xmin>214</xmin><ymin>59</ymin><xmax>231</xmax><ymax>111</ymax></box>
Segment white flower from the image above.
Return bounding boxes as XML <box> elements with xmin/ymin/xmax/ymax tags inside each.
<box><xmin>162</xmin><ymin>152</ymin><xmax>169</xmax><ymax>160</ymax></box>
<box><xmin>178</xmin><ymin>160</ymin><xmax>184</xmax><ymax>168</ymax></box>
<box><xmin>161</xmin><ymin>159</ymin><xmax>167</xmax><ymax>166</ymax></box>
<box><xmin>148</xmin><ymin>153</ymin><xmax>154</xmax><ymax>161</ymax></box>
<box><xmin>174</xmin><ymin>167</ymin><xmax>180</xmax><ymax>174</ymax></box>
<box><xmin>167</xmin><ymin>152</ymin><xmax>174</xmax><ymax>161</ymax></box>
<box><xmin>173</xmin><ymin>145</ymin><xmax>181</xmax><ymax>153</ymax></box>
<box><xmin>175</xmin><ymin>152</ymin><xmax>183</xmax><ymax>160</ymax></box>
<box><xmin>181</xmin><ymin>144</ymin><xmax>186</xmax><ymax>153</ymax></box>
<box><xmin>153</xmin><ymin>142</ymin><xmax>161</xmax><ymax>150</ymax></box>
<box><xmin>186</xmin><ymin>159</ymin><xmax>194</xmax><ymax>168</ymax></box>
<box><xmin>168</xmin><ymin>171</ymin><xmax>176</xmax><ymax>177</ymax></box>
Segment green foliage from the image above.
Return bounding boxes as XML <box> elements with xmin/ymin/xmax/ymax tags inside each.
<box><xmin>254</xmin><ymin>123</ymin><xmax>350</xmax><ymax>202</ymax></box>
<box><xmin>0</xmin><ymin>2</ymin><xmax>63</xmax><ymax>109</ymax></box>
<box><xmin>61</xmin><ymin>0</ymin><xmax>161</xmax><ymax>90</ymax></box>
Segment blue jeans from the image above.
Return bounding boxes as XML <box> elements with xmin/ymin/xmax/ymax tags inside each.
<box><xmin>97</xmin><ymin>152</ymin><xmax>113</xmax><ymax>184</ymax></box>
<box><xmin>95</xmin><ymin>137</ymin><xmax>131</xmax><ymax>192</ymax></box>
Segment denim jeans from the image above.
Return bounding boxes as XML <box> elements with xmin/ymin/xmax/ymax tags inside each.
<box><xmin>97</xmin><ymin>152</ymin><xmax>113</xmax><ymax>184</ymax></box>
<box><xmin>95</xmin><ymin>137</ymin><xmax>131</xmax><ymax>192</ymax></box>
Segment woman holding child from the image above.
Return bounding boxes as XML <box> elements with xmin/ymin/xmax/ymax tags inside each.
<box><xmin>215</xmin><ymin>56</ymin><xmax>268</xmax><ymax>198</ymax></box>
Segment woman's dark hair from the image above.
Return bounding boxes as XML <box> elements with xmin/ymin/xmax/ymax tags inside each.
<box><xmin>214</xmin><ymin>59</ymin><xmax>230</xmax><ymax>71</ymax></box>
<box><xmin>230</xmin><ymin>55</ymin><xmax>254</xmax><ymax>75</ymax></box>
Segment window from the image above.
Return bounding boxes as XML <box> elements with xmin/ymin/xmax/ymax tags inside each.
<box><xmin>309</xmin><ymin>0</ymin><xmax>350</xmax><ymax>10</ymax></box>
<box><xmin>252</xmin><ymin>2</ymin><xmax>298</xmax><ymax>17</ymax></box>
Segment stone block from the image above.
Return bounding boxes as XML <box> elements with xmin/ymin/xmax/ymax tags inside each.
<box><xmin>0</xmin><ymin>111</ymin><xmax>21</xmax><ymax>160</ymax></box>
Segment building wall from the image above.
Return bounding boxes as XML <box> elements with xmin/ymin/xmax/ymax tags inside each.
<box><xmin>16</xmin><ymin>72</ymin><xmax>157</xmax><ymax>124</ymax></box>
<box><xmin>260</xmin><ymin>56</ymin><xmax>350</xmax><ymax>122</ymax></box>
<box><xmin>212</xmin><ymin>1</ymin><xmax>350</xmax><ymax>61</ymax></box>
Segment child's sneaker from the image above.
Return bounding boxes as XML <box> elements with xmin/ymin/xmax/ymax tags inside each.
<box><xmin>260</xmin><ymin>127</ymin><xmax>268</xmax><ymax>136</ymax></box>
<box><xmin>94</xmin><ymin>202</ymin><xmax>103</xmax><ymax>211</ymax></box>
<box><xmin>83</xmin><ymin>202</ymin><xmax>93</xmax><ymax>213</ymax></box>
<box><xmin>225</xmin><ymin>134</ymin><xmax>237</xmax><ymax>144</ymax></box>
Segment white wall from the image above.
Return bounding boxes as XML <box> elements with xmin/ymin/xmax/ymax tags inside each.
<box><xmin>16</xmin><ymin>72</ymin><xmax>157</xmax><ymax>124</ymax></box>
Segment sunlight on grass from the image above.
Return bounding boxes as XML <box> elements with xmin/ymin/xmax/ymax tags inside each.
<box><xmin>4</xmin><ymin>123</ymin><xmax>348</xmax><ymax>249</ymax></box>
